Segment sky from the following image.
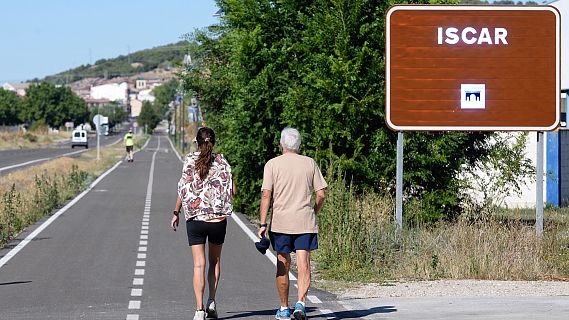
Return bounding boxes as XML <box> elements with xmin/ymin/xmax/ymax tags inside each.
<box><xmin>0</xmin><ymin>0</ymin><xmax>219</xmax><ymax>84</ymax></box>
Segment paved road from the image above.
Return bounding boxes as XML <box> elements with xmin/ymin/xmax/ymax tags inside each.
<box><xmin>3</xmin><ymin>130</ymin><xmax>567</xmax><ymax>319</ymax></box>
<box><xmin>0</xmin><ymin>131</ymin><xmax>343</xmax><ymax>320</ymax></box>
<box><xmin>0</xmin><ymin>133</ymin><xmax>122</xmax><ymax>176</ymax></box>
<box><xmin>336</xmin><ymin>296</ymin><xmax>569</xmax><ymax>320</ymax></box>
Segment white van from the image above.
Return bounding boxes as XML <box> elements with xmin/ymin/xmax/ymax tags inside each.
<box><xmin>71</xmin><ymin>129</ymin><xmax>88</xmax><ymax>148</ymax></box>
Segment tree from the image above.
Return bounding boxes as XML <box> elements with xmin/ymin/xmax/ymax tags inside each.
<box><xmin>152</xmin><ymin>79</ymin><xmax>179</xmax><ymax>118</ymax></box>
<box><xmin>21</xmin><ymin>82</ymin><xmax>88</xmax><ymax>128</ymax></box>
<box><xmin>0</xmin><ymin>89</ymin><xmax>22</xmax><ymax>125</ymax></box>
<box><xmin>89</xmin><ymin>103</ymin><xmax>127</xmax><ymax>130</ymax></box>
<box><xmin>183</xmin><ymin>0</ymin><xmax>532</xmax><ymax>222</ymax></box>
<box><xmin>60</xmin><ymin>87</ymin><xmax>89</xmax><ymax>126</ymax></box>
<box><xmin>138</xmin><ymin>101</ymin><xmax>161</xmax><ymax>133</ymax></box>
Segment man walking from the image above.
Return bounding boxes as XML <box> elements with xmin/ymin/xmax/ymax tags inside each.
<box><xmin>258</xmin><ymin>127</ymin><xmax>327</xmax><ymax>320</ymax></box>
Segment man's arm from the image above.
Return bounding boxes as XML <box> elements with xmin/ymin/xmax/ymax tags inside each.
<box><xmin>314</xmin><ymin>189</ymin><xmax>326</xmax><ymax>214</ymax></box>
<box><xmin>232</xmin><ymin>180</ymin><xmax>237</xmax><ymax>198</ymax></box>
<box><xmin>258</xmin><ymin>189</ymin><xmax>272</xmax><ymax>238</ymax></box>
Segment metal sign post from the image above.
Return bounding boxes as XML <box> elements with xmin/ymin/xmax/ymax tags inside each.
<box><xmin>396</xmin><ymin>132</ymin><xmax>404</xmax><ymax>238</ymax></box>
<box><xmin>93</xmin><ymin>114</ymin><xmax>103</xmax><ymax>161</ymax></box>
<box><xmin>97</xmin><ymin>123</ymin><xmax>100</xmax><ymax>161</ymax></box>
<box><xmin>536</xmin><ymin>132</ymin><xmax>544</xmax><ymax>236</ymax></box>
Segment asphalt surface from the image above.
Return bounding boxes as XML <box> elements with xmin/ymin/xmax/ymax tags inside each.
<box><xmin>0</xmin><ymin>132</ymin><xmax>121</xmax><ymax>176</ymax></box>
<box><xmin>0</xmin><ymin>131</ymin><xmax>342</xmax><ymax>320</ymax></box>
<box><xmin>336</xmin><ymin>296</ymin><xmax>569</xmax><ymax>320</ymax></box>
<box><xmin>2</xmin><ymin>130</ymin><xmax>569</xmax><ymax>319</ymax></box>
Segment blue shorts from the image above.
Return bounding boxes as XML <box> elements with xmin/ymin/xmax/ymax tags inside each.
<box><xmin>269</xmin><ymin>232</ymin><xmax>318</xmax><ymax>254</ymax></box>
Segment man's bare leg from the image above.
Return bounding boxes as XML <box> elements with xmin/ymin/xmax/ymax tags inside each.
<box><xmin>276</xmin><ymin>252</ymin><xmax>291</xmax><ymax>308</ymax></box>
<box><xmin>295</xmin><ymin>250</ymin><xmax>311</xmax><ymax>303</ymax></box>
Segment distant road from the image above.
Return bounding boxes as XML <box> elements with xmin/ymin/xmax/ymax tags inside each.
<box><xmin>0</xmin><ymin>133</ymin><xmax>122</xmax><ymax>176</ymax></box>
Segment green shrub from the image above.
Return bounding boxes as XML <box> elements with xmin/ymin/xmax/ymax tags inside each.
<box><xmin>0</xmin><ymin>167</ymin><xmax>90</xmax><ymax>248</ymax></box>
<box><xmin>0</xmin><ymin>184</ymin><xmax>23</xmax><ymax>246</ymax></box>
<box><xmin>23</xmin><ymin>132</ymin><xmax>38</xmax><ymax>142</ymax></box>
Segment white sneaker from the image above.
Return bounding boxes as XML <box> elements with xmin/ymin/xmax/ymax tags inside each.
<box><xmin>206</xmin><ymin>299</ymin><xmax>218</xmax><ymax>318</ymax></box>
<box><xmin>193</xmin><ymin>310</ymin><xmax>206</xmax><ymax>320</ymax></box>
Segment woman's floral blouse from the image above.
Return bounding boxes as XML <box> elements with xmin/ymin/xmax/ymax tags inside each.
<box><xmin>178</xmin><ymin>152</ymin><xmax>233</xmax><ymax>221</ymax></box>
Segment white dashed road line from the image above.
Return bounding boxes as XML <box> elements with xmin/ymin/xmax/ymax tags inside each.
<box><xmin>126</xmin><ymin>137</ymin><xmax>159</xmax><ymax>320</ymax></box>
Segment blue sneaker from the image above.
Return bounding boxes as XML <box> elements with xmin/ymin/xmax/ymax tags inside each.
<box><xmin>293</xmin><ymin>302</ymin><xmax>306</xmax><ymax>320</ymax></box>
<box><xmin>275</xmin><ymin>307</ymin><xmax>291</xmax><ymax>320</ymax></box>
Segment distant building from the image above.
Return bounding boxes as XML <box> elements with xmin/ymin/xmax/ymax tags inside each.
<box><xmin>135</xmin><ymin>79</ymin><xmax>147</xmax><ymax>90</ymax></box>
<box><xmin>90</xmin><ymin>82</ymin><xmax>128</xmax><ymax>102</ymax></box>
<box><xmin>84</xmin><ymin>97</ymin><xmax>111</xmax><ymax>109</ymax></box>
<box><xmin>137</xmin><ymin>89</ymin><xmax>155</xmax><ymax>102</ymax></box>
<box><xmin>2</xmin><ymin>82</ymin><xmax>30</xmax><ymax>96</ymax></box>
<box><xmin>130</xmin><ymin>99</ymin><xmax>143</xmax><ymax>118</ymax></box>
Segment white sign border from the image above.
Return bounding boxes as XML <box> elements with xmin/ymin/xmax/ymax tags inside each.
<box><xmin>385</xmin><ymin>5</ymin><xmax>561</xmax><ymax>131</ymax></box>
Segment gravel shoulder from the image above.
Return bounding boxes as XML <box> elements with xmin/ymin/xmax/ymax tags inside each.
<box><xmin>334</xmin><ymin>280</ymin><xmax>569</xmax><ymax>299</ymax></box>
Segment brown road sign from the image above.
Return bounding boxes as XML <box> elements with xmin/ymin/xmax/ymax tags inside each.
<box><xmin>385</xmin><ymin>5</ymin><xmax>560</xmax><ymax>131</ymax></box>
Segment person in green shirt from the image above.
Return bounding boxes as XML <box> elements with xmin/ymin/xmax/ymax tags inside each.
<box><xmin>124</xmin><ymin>129</ymin><xmax>135</xmax><ymax>162</ymax></box>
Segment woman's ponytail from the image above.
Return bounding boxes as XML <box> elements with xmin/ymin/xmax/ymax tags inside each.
<box><xmin>195</xmin><ymin>127</ymin><xmax>216</xmax><ymax>180</ymax></box>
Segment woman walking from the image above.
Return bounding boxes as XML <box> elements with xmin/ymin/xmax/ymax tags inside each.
<box><xmin>171</xmin><ymin>127</ymin><xmax>235</xmax><ymax>320</ymax></box>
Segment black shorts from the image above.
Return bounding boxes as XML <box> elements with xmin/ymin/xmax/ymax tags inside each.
<box><xmin>126</xmin><ymin>146</ymin><xmax>133</xmax><ymax>152</ymax></box>
<box><xmin>186</xmin><ymin>219</ymin><xmax>227</xmax><ymax>246</ymax></box>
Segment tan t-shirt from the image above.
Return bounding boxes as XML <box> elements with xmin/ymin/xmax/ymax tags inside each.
<box><xmin>261</xmin><ymin>153</ymin><xmax>327</xmax><ymax>234</ymax></box>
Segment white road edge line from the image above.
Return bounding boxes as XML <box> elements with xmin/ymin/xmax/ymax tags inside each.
<box><xmin>307</xmin><ymin>295</ymin><xmax>322</xmax><ymax>304</ymax></box>
<box><xmin>0</xmin><ymin>160</ymin><xmax>123</xmax><ymax>269</ymax></box>
<box><xmin>168</xmin><ymin>136</ymin><xmax>298</xmax><ymax>281</ymax></box>
<box><xmin>168</xmin><ymin>135</ymin><xmax>183</xmax><ymax>162</ymax></box>
<box><xmin>0</xmin><ymin>157</ymin><xmax>51</xmax><ymax>173</ymax></box>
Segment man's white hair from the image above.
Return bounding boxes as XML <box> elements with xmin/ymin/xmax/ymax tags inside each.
<box><xmin>280</xmin><ymin>127</ymin><xmax>301</xmax><ymax>152</ymax></box>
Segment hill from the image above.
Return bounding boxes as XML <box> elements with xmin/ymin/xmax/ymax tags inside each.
<box><xmin>43</xmin><ymin>41</ymin><xmax>187</xmax><ymax>85</ymax></box>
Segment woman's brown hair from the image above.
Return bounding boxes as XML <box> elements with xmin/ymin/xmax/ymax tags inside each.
<box><xmin>195</xmin><ymin>127</ymin><xmax>216</xmax><ymax>180</ymax></box>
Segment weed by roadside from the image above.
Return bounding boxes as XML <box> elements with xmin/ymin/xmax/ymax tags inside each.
<box><xmin>0</xmin><ymin>129</ymin><xmax>71</xmax><ymax>150</ymax></box>
<box><xmin>0</xmin><ymin>136</ymin><xmax>147</xmax><ymax>248</ymax></box>
<box><xmin>314</xmin><ymin>173</ymin><xmax>569</xmax><ymax>283</ymax></box>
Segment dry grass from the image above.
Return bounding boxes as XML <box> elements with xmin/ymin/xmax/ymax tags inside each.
<box><xmin>0</xmin><ymin>136</ymin><xmax>145</xmax><ymax>247</ymax></box>
<box><xmin>315</xmin><ymin>176</ymin><xmax>569</xmax><ymax>282</ymax></box>
<box><xmin>0</xmin><ymin>139</ymin><xmax>128</xmax><ymax>190</ymax></box>
<box><xmin>395</xmin><ymin>219</ymin><xmax>568</xmax><ymax>280</ymax></box>
<box><xmin>0</xmin><ymin>129</ymin><xmax>71</xmax><ymax>149</ymax></box>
